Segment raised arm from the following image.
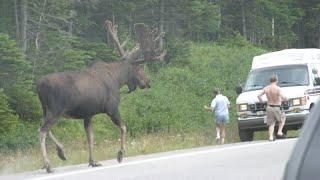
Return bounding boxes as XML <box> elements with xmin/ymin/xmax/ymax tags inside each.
<box><xmin>204</xmin><ymin>98</ymin><xmax>216</xmax><ymax>112</ymax></box>
<box><xmin>204</xmin><ymin>105</ymin><xmax>213</xmax><ymax>112</ymax></box>
<box><xmin>227</xmin><ymin>97</ymin><xmax>231</xmax><ymax>109</ymax></box>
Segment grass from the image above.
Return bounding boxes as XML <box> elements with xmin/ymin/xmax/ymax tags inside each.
<box><xmin>0</xmin><ymin>129</ymin><xmax>299</xmax><ymax>175</ymax></box>
<box><xmin>0</xmin><ymin>42</ymin><xmax>299</xmax><ymax>174</ymax></box>
<box><xmin>0</xmin><ymin>128</ymin><xmax>241</xmax><ymax>175</ymax></box>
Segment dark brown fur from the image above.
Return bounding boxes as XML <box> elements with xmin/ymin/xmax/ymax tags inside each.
<box><xmin>37</xmin><ymin>60</ymin><xmax>150</xmax><ymax>173</ymax></box>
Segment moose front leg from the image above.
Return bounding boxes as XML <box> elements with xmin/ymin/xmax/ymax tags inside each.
<box><xmin>40</xmin><ymin>117</ymin><xmax>56</xmax><ymax>173</ymax></box>
<box><xmin>108</xmin><ymin>109</ymin><xmax>126</xmax><ymax>163</ymax></box>
<box><xmin>84</xmin><ymin>118</ymin><xmax>101</xmax><ymax>167</ymax></box>
<box><xmin>117</xmin><ymin>124</ymin><xmax>126</xmax><ymax>163</ymax></box>
<box><xmin>48</xmin><ymin>130</ymin><xmax>66</xmax><ymax>161</ymax></box>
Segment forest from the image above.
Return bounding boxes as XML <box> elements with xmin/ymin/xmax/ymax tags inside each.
<box><xmin>0</xmin><ymin>0</ymin><xmax>319</xmax><ymax>172</ymax></box>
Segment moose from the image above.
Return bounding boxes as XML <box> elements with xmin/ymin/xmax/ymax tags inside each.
<box><xmin>36</xmin><ymin>20</ymin><xmax>166</xmax><ymax>173</ymax></box>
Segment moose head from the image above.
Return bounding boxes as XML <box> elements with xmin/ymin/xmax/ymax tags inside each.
<box><xmin>105</xmin><ymin>20</ymin><xmax>166</xmax><ymax>93</ymax></box>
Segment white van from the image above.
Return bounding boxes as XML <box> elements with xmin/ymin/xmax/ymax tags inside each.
<box><xmin>236</xmin><ymin>49</ymin><xmax>320</xmax><ymax>141</ymax></box>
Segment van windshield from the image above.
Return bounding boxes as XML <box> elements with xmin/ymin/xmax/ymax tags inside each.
<box><xmin>244</xmin><ymin>65</ymin><xmax>309</xmax><ymax>92</ymax></box>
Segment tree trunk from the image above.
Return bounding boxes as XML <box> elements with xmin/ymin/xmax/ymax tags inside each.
<box><xmin>159</xmin><ymin>0</ymin><xmax>164</xmax><ymax>52</ymax></box>
<box><xmin>20</xmin><ymin>0</ymin><xmax>27</xmax><ymax>52</ymax></box>
<box><xmin>68</xmin><ymin>21</ymin><xmax>73</xmax><ymax>36</ymax></box>
<box><xmin>272</xmin><ymin>17</ymin><xmax>275</xmax><ymax>37</ymax></box>
<box><xmin>216</xmin><ymin>0</ymin><xmax>221</xmax><ymax>38</ymax></box>
<box><xmin>36</xmin><ymin>0</ymin><xmax>47</xmax><ymax>50</ymax></box>
<box><xmin>241</xmin><ymin>0</ymin><xmax>247</xmax><ymax>39</ymax></box>
<box><xmin>14</xmin><ymin>0</ymin><xmax>20</xmax><ymax>43</ymax></box>
<box><xmin>34</xmin><ymin>0</ymin><xmax>47</xmax><ymax>76</ymax></box>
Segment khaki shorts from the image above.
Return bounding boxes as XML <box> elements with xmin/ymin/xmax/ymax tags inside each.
<box><xmin>266</xmin><ymin>106</ymin><xmax>285</xmax><ymax>126</ymax></box>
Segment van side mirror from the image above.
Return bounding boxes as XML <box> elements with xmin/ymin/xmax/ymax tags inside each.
<box><xmin>312</xmin><ymin>68</ymin><xmax>318</xmax><ymax>74</ymax></box>
<box><xmin>314</xmin><ymin>77</ymin><xmax>320</xmax><ymax>86</ymax></box>
<box><xmin>236</xmin><ymin>86</ymin><xmax>243</xmax><ymax>95</ymax></box>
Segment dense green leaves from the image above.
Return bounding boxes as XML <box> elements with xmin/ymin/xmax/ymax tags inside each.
<box><xmin>0</xmin><ymin>34</ymin><xmax>41</xmax><ymax>121</ymax></box>
<box><xmin>0</xmin><ymin>89</ymin><xmax>19</xmax><ymax>134</ymax></box>
<box><xmin>0</xmin><ymin>0</ymin><xmax>319</xmax><ymax>152</ymax></box>
<box><xmin>120</xmin><ymin>42</ymin><xmax>265</xmax><ymax>138</ymax></box>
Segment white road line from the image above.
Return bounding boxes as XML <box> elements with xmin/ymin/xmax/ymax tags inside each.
<box><xmin>29</xmin><ymin>138</ymin><xmax>296</xmax><ymax>180</ymax></box>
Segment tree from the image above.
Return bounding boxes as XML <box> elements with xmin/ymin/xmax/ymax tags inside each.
<box><xmin>0</xmin><ymin>33</ymin><xmax>41</xmax><ymax>121</ymax></box>
<box><xmin>0</xmin><ymin>89</ymin><xmax>19</xmax><ymax>134</ymax></box>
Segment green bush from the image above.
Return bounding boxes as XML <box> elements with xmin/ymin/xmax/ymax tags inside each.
<box><xmin>118</xmin><ymin>43</ymin><xmax>265</xmax><ymax>139</ymax></box>
<box><xmin>0</xmin><ymin>89</ymin><xmax>19</xmax><ymax>134</ymax></box>
<box><xmin>32</xmin><ymin>31</ymin><xmax>119</xmax><ymax>77</ymax></box>
<box><xmin>165</xmin><ymin>37</ymin><xmax>192</xmax><ymax>66</ymax></box>
<box><xmin>217</xmin><ymin>32</ymin><xmax>253</xmax><ymax>48</ymax></box>
<box><xmin>0</xmin><ymin>34</ymin><xmax>41</xmax><ymax>121</ymax></box>
<box><xmin>0</xmin><ymin>89</ymin><xmax>38</xmax><ymax>151</ymax></box>
<box><xmin>0</xmin><ymin>38</ymin><xmax>267</xmax><ymax>152</ymax></box>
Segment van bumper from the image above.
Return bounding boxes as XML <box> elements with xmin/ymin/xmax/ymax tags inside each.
<box><xmin>238</xmin><ymin>111</ymin><xmax>309</xmax><ymax>131</ymax></box>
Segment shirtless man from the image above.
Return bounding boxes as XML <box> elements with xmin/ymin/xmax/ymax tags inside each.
<box><xmin>257</xmin><ymin>75</ymin><xmax>287</xmax><ymax>141</ymax></box>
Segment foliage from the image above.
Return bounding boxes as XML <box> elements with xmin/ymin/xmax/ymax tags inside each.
<box><xmin>0</xmin><ymin>89</ymin><xmax>39</xmax><ymax>151</ymax></box>
<box><xmin>165</xmin><ymin>37</ymin><xmax>192</xmax><ymax>66</ymax></box>
<box><xmin>0</xmin><ymin>0</ymin><xmax>318</xmax><ymax>153</ymax></box>
<box><xmin>0</xmin><ymin>34</ymin><xmax>41</xmax><ymax>121</ymax></box>
<box><xmin>0</xmin><ymin>89</ymin><xmax>19</xmax><ymax>134</ymax></box>
<box><xmin>216</xmin><ymin>33</ymin><xmax>253</xmax><ymax>48</ymax></box>
<box><xmin>119</xmin><ymin>43</ymin><xmax>265</xmax><ymax>139</ymax></box>
<box><xmin>0</xmin><ymin>41</ymin><xmax>265</xmax><ymax>152</ymax></box>
<box><xmin>30</xmin><ymin>31</ymin><xmax>119</xmax><ymax>77</ymax></box>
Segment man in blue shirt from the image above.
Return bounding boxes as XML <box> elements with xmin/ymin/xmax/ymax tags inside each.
<box><xmin>205</xmin><ymin>88</ymin><xmax>231</xmax><ymax>144</ymax></box>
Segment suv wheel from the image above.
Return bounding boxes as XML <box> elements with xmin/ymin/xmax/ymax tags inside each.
<box><xmin>239</xmin><ymin>129</ymin><xmax>254</xmax><ymax>141</ymax></box>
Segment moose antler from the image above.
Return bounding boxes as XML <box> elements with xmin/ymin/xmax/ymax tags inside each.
<box><xmin>106</xmin><ymin>20</ymin><xmax>128</xmax><ymax>57</ymax></box>
<box><xmin>134</xmin><ymin>23</ymin><xmax>166</xmax><ymax>63</ymax></box>
<box><xmin>105</xmin><ymin>20</ymin><xmax>166</xmax><ymax>63</ymax></box>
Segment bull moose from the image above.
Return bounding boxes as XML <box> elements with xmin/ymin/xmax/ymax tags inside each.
<box><xmin>36</xmin><ymin>20</ymin><xmax>166</xmax><ymax>173</ymax></box>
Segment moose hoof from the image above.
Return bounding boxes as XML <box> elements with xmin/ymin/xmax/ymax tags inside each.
<box><xmin>42</xmin><ymin>163</ymin><xmax>54</xmax><ymax>173</ymax></box>
<box><xmin>56</xmin><ymin>147</ymin><xmax>67</xmax><ymax>161</ymax></box>
<box><xmin>89</xmin><ymin>162</ymin><xmax>102</xmax><ymax>167</ymax></box>
<box><xmin>117</xmin><ymin>150</ymin><xmax>125</xmax><ymax>163</ymax></box>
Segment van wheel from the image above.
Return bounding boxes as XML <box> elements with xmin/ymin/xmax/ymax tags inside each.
<box><xmin>239</xmin><ymin>129</ymin><xmax>254</xmax><ymax>141</ymax></box>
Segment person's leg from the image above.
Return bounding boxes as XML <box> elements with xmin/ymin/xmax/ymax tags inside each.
<box><xmin>269</xmin><ymin>122</ymin><xmax>275</xmax><ymax>141</ymax></box>
<box><xmin>220</xmin><ymin>114</ymin><xmax>229</xmax><ymax>144</ymax></box>
<box><xmin>216</xmin><ymin>125</ymin><xmax>221</xmax><ymax>139</ymax></box>
<box><xmin>277</xmin><ymin>111</ymin><xmax>286</xmax><ymax>136</ymax></box>
<box><xmin>220</xmin><ymin>123</ymin><xmax>226</xmax><ymax>144</ymax></box>
<box><xmin>215</xmin><ymin>116</ymin><xmax>222</xmax><ymax>143</ymax></box>
<box><xmin>266</xmin><ymin>106</ymin><xmax>276</xmax><ymax>141</ymax></box>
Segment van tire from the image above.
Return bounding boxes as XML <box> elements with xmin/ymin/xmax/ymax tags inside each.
<box><xmin>239</xmin><ymin>129</ymin><xmax>254</xmax><ymax>141</ymax></box>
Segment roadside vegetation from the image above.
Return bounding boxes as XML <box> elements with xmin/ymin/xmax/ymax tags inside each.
<box><xmin>1</xmin><ymin>0</ymin><xmax>317</xmax><ymax>174</ymax></box>
<box><xmin>0</xmin><ymin>34</ymin><xmax>266</xmax><ymax>173</ymax></box>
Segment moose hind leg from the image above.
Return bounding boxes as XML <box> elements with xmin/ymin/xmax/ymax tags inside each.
<box><xmin>48</xmin><ymin>130</ymin><xmax>66</xmax><ymax>161</ymax></box>
<box><xmin>84</xmin><ymin>118</ymin><xmax>101</xmax><ymax>167</ymax></box>
<box><xmin>40</xmin><ymin>118</ymin><xmax>56</xmax><ymax>173</ymax></box>
<box><xmin>109</xmin><ymin>110</ymin><xmax>126</xmax><ymax>163</ymax></box>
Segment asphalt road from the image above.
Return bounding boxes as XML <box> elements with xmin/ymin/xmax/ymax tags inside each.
<box><xmin>1</xmin><ymin>138</ymin><xmax>296</xmax><ymax>180</ymax></box>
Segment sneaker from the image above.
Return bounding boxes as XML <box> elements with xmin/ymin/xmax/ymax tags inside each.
<box><xmin>269</xmin><ymin>136</ymin><xmax>275</xmax><ymax>141</ymax></box>
<box><xmin>276</xmin><ymin>134</ymin><xmax>286</xmax><ymax>139</ymax></box>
